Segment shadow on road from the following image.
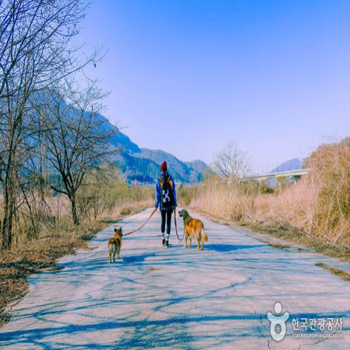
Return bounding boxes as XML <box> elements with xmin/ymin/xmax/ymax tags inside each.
<box><xmin>207</xmin><ymin>244</ymin><xmax>265</xmax><ymax>252</ymax></box>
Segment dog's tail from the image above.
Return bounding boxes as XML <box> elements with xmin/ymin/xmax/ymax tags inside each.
<box><xmin>109</xmin><ymin>239</ymin><xmax>118</xmax><ymax>253</ymax></box>
<box><xmin>201</xmin><ymin>226</ymin><xmax>208</xmax><ymax>242</ymax></box>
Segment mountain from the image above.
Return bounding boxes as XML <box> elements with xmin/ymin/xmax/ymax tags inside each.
<box><xmin>113</xmin><ymin>152</ymin><xmax>160</xmax><ymax>184</ymax></box>
<box><xmin>185</xmin><ymin>160</ymin><xmax>208</xmax><ymax>173</ymax></box>
<box><xmin>100</xmin><ymin>117</ymin><xmax>207</xmax><ymax>184</ymax></box>
<box><xmin>109</xmin><ymin>132</ymin><xmax>140</xmax><ymax>154</ymax></box>
<box><xmin>269</xmin><ymin>158</ymin><xmax>304</xmax><ymax>173</ymax></box>
<box><xmin>133</xmin><ymin>149</ymin><xmax>204</xmax><ymax>183</ymax></box>
<box><xmin>29</xmin><ymin>90</ymin><xmax>207</xmax><ymax>184</ymax></box>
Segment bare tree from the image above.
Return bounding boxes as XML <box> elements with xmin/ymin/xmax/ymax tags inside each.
<box><xmin>0</xmin><ymin>0</ymin><xmax>95</xmax><ymax>99</ymax></box>
<box><xmin>35</xmin><ymin>81</ymin><xmax>118</xmax><ymax>225</ymax></box>
<box><xmin>76</xmin><ymin>163</ymin><xmax>120</xmax><ymax>221</ymax></box>
<box><xmin>212</xmin><ymin>141</ymin><xmax>250</xmax><ymax>182</ymax></box>
<box><xmin>0</xmin><ymin>0</ymin><xmax>99</xmax><ymax>249</ymax></box>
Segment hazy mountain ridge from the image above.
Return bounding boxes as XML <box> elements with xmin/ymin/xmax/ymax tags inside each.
<box><xmin>269</xmin><ymin>158</ymin><xmax>304</xmax><ymax>173</ymax></box>
<box><xmin>185</xmin><ymin>160</ymin><xmax>208</xmax><ymax>173</ymax></box>
<box><xmin>98</xmin><ymin>115</ymin><xmax>208</xmax><ymax>183</ymax></box>
<box><xmin>38</xmin><ymin>97</ymin><xmax>302</xmax><ymax>184</ymax></box>
<box><xmin>30</xmin><ymin>91</ymin><xmax>207</xmax><ymax>184</ymax></box>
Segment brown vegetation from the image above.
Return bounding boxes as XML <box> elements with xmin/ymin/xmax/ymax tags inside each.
<box><xmin>315</xmin><ymin>263</ymin><xmax>350</xmax><ymax>282</ymax></box>
<box><xmin>188</xmin><ymin>138</ymin><xmax>350</xmax><ymax>259</ymax></box>
<box><xmin>0</xmin><ymin>0</ymin><xmax>103</xmax><ymax>250</ymax></box>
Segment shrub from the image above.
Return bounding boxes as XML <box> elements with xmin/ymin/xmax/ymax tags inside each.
<box><xmin>260</xmin><ymin>181</ymin><xmax>275</xmax><ymax>194</ymax></box>
<box><xmin>178</xmin><ymin>185</ymin><xmax>193</xmax><ymax>206</ymax></box>
<box><xmin>305</xmin><ymin>138</ymin><xmax>350</xmax><ymax>243</ymax></box>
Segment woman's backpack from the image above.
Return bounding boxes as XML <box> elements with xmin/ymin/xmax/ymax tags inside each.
<box><xmin>159</xmin><ymin>174</ymin><xmax>175</xmax><ymax>209</ymax></box>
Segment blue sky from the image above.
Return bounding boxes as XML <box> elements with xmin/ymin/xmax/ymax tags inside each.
<box><xmin>76</xmin><ymin>0</ymin><xmax>350</xmax><ymax>173</ymax></box>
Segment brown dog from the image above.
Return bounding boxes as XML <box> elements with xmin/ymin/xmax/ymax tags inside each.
<box><xmin>108</xmin><ymin>227</ymin><xmax>123</xmax><ymax>263</ymax></box>
<box><xmin>178</xmin><ymin>209</ymin><xmax>208</xmax><ymax>250</ymax></box>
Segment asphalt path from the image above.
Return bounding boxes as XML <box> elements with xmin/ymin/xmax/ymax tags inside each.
<box><xmin>0</xmin><ymin>208</ymin><xmax>349</xmax><ymax>349</ymax></box>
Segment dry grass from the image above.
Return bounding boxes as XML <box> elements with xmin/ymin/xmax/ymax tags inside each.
<box><xmin>147</xmin><ymin>266</ymin><xmax>158</xmax><ymax>273</ymax></box>
<box><xmin>306</xmin><ymin>139</ymin><xmax>350</xmax><ymax>244</ymax></box>
<box><xmin>253</xmin><ymin>139</ymin><xmax>350</xmax><ymax>246</ymax></box>
<box><xmin>190</xmin><ymin>178</ymin><xmax>256</xmax><ymax>223</ymax></box>
<box><xmin>190</xmin><ymin>138</ymin><xmax>350</xmax><ymax>261</ymax></box>
<box><xmin>99</xmin><ymin>199</ymin><xmax>153</xmax><ymax>223</ymax></box>
<box><xmin>247</xmin><ymin>222</ymin><xmax>350</xmax><ymax>262</ymax></box>
<box><xmin>315</xmin><ymin>263</ymin><xmax>350</xmax><ymax>282</ymax></box>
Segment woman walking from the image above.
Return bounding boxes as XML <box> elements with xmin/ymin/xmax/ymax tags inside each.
<box><xmin>155</xmin><ymin>161</ymin><xmax>177</xmax><ymax>247</ymax></box>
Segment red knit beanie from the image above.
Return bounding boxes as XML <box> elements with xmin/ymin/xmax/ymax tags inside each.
<box><xmin>161</xmin><ymin>161</ymin><xmax>167</xmax><ymax>172</ymax></box>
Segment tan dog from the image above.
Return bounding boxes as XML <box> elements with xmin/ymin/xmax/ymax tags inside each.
<box><xmin>108</xmin><ymin>227</ymin><xmax>123</xmax><ymax>263</ymax></box>
<box><xmin>178</xmin><ymin>209</ymin><xmax>208</xmax><ymax>250</ymax></box>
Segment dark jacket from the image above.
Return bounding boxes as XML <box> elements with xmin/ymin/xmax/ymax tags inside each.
<box><xmin>155</xmin><ymin>172</ymin><xmax>177</xmax><ymax>210</ymax></box>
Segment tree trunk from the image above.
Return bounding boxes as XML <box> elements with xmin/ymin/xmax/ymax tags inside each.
<box><xmin>1</xmin><ymin>181</ymin><xmax>14</xmax><ymax>250</ymax></box>
<box><xmin>1</xmin><ymin>215</ymin><xmax>12</xmax><ymax>250</ymax></box>
<box><xmin>70</xmin><ymin>193</ymin><xmax>80</xmax><ymax>226</ymax></box>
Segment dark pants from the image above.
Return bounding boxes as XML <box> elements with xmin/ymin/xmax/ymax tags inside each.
<box><xmin>161</xmin><ymin>209</ymin><xmax>173</xmax><ymax>239</ymax></box>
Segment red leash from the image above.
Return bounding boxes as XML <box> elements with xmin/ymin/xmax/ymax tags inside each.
<box><xmin>174</xmin><ymin>208</ymin><xmax>184</xmax><ymax>243</ymax></box>
<box><xmin>123</xmin><ymin>208</ymin><xmax>158</xmax><ymax>237</ymax></box>
<box><xmin>121</xmin><ymin>207</ymin><xmax>184</xmax><ymax>243</ymax></box>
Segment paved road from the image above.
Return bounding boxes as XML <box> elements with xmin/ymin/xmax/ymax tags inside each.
<box><xmin>0</xmin><ymin>209</ymin><xmax>349</xmax><ymax>350</ymax></box>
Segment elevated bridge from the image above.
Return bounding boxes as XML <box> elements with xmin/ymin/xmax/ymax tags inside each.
<box><xmin>248</xmin><ymin>168</ymin><xmax>309</xmax><ymax>181</ymax></box>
